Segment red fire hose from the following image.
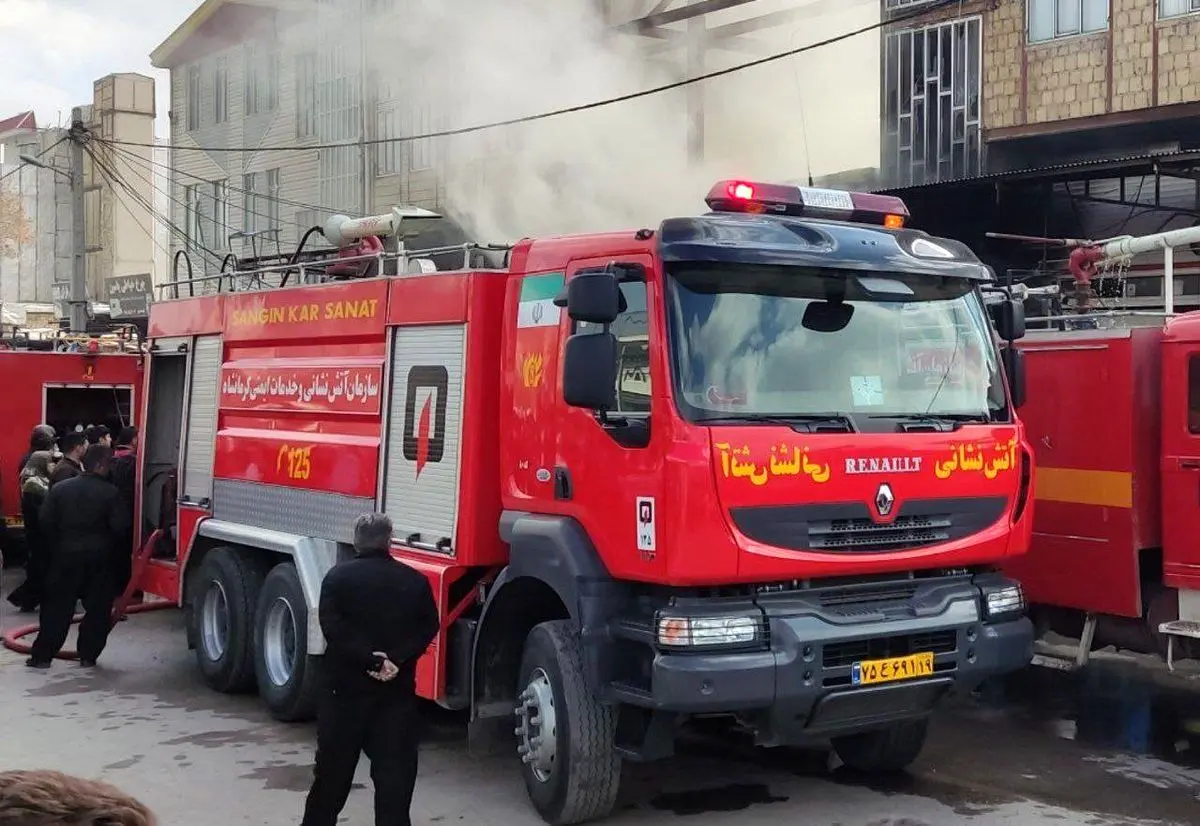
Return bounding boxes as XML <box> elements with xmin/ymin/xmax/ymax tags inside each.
<box><xmin>2</xmin><ymin>530</ymin><xmax>177</xmax><ymax>660</ymax></box>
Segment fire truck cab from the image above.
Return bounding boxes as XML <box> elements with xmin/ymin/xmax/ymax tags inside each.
<box><xmin>136</xmin><ymin>183</ymin><xmax>1034</xmax><ymax>825</ymax></box>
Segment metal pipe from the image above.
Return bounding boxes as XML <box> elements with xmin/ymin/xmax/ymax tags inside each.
<box><xmin>1165</xmin><ymin>244</ymin><xmax>1175</xmax><ymax>316</ymax></box>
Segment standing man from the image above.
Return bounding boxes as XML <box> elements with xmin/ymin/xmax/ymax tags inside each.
<box><xmin>300</xmin><ymin>513</ymin><xmax>439</xmax><ymax>826</ymax></box>
<box><xmin>49</xmin><ymin>432</ymin><xmax>87</xmax><ymax>488</ymax></box>
<box><xmin>109</xmin><ymin>427</ymin><xmax>139</xmax><ymax>599</ymax></box>
<box><xmin>26</xmin><ymin>444</ymin><xmax>130</xmax><ymax>669</ymax></box>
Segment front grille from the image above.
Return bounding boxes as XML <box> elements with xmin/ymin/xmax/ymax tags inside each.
<box><xmin>823</xmin><ymin>630</ymin><xmax>958</xmax><ymax>668</ymax></box>
<box><xmin>818</xmin><ymin>584</ymin><xmax>918</xmax><ymax>607</ymax></box>
<box><xmin>728</xmin><ymin>496</ymin><xmax>1007</xmax><ymax>553</ymax></box>
<box><xmin>809</xmin><ymin>514</ymin><xmax>952</xmax><ymax>552</ymax></box>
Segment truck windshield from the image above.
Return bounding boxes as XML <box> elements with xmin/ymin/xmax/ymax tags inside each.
<box><xmin>664</xmin><ymin>263</ymin><xmax>1007</xmax><ymax>423</ymax></box>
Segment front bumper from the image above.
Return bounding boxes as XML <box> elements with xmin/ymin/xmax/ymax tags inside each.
<box><xmin>619</xmin><ymin>576</ymin><xmax>1032</xmax><ymax>744</ymax></box>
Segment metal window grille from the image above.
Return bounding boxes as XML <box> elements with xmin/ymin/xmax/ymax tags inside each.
<box><xmin>882</xmin><ymin>16</ymin><xmax>982</xmax><ymax>188</ymax></box>
<box><xmin>376</xmin><ymin>104</ymin><xmax>402</xmax><ymax>174</ymax></box>
<box><xmin>314</xmin><ymin>39</ymin><xmax>364</xmax><ymax>214</ymax></box>
<box><xmin>242</xmin><ymin>172</ymin><xmax>258</xmax><ymax>233</ymax></box>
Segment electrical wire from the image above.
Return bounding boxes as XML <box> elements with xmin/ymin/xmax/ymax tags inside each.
<box><xmin>99</xmin><ymin>139</ymin><xmax>336</xmax><ymax>226</ymax></box>
<box><xmin>102</xmin><ymin>0</ymin><xmax>964</xmax><ymax>154</ymax></box>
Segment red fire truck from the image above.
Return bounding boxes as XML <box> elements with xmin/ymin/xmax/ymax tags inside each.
<box><xmin>1009</xmin><ymin>226</ymin><xmax>1200</xmax><ymax>671</ymax></box>
<box><xmin>1</xmin><ymin>335</ymin><xmax>141</xmax><ymax>559</ymax></box>
<box><xmin>131</xmin><ymin>182</ymin><xmax>1033</xmax><ymax>824</ymax></box>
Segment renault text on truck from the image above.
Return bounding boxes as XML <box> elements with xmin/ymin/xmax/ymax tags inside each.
<box><xmin>129</xmin><ymin>182</ymin><xmax>1035</xmax><ymax>825</ymax></box>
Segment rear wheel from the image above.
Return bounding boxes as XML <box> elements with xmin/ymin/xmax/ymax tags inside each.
<box><xmin>832</xmin><ymin>719</ymin><xmax>929</xmax><ymax>774</ymax></box>
<box><xmin>515</xmin><ymin>620</ymin><xmax>621</xmax><ymax>825</ymax></box>
<box><xmin>253</xmin><ymin>562</ymin><xmax>321</xmax><ymax>722</ymax></box>
<box><xmin>189</xmin><ymin>547</ymin><xmax>266</xmax><ymax>693</ymax></box>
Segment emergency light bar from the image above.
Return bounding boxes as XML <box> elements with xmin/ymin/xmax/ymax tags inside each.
<box><xmin>705</xmin><ymin>180</ymin><xmax>910</xmax><ymax>228</ymax></box>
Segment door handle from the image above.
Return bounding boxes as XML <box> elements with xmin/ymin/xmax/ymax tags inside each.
<box><xmin>1181</xmin><ymin>460</ymin><xmax>1200</xmax><ymax>470</ymax></box>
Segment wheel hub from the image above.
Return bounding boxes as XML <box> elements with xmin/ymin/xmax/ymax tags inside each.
<box><xmin>200</xmin><ymin>581</ymin><xmax>229</xmax><ymax>661</ymax></box>
<box><xmin>263</xmin><ymin>596</ymin><xmax>298</xmax><ymax>687</ymax></box>
<box><xmin>514</xmin><ymin>668</ymin><xmax>557</xmax><ymax>782</ymax></box>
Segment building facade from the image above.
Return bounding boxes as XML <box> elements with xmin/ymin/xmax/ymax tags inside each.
<box><xmin>880</xmin><ymin>0</ymin><xmax>1200</xmax><ymax>312</ymax></box>
<box><xmin>0</xmin><ymin>74</ymin><xmax>157</xmax><ymax>332</ymax></box>
<box><xmin>152</xmin><ymin>0</ymin><xmax>886</xmax><ymax>273</ymax></box>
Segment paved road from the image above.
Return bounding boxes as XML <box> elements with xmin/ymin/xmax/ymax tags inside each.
<box><xmin>0</xmin><ymin>593</ymin><xmax>1197</xmax><ymax>826</ymax></box>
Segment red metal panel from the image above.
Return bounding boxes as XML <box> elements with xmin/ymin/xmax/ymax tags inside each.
<box><xmin>0</xmin><ymin>352</ymin><xmax>142</xmax><ymax>527</ymax></box>
<box><xmin>1005</xmin><ymin>330</ymin><xmax>1158</xmax><ymax>618</ymax></box>
<box><xmin>213</xmin><ymin>428</ymin><xmax>379</xmax><ymax>499</ymax></box>
<box><xmin>224</xmin><ymin>279</ymin><xmax>388</xmax><ymax>343</ymax></box>
<box><xmin>220</xmin><ymin>361</ymin><xmax>384</xmax><ymax>416</ymax></box>
<box><xmin>1160</xmin><ymin>314</ymin><xmax>1200</xmax><ymax>591</ymax></box>
<box><xmin>149</xmin><ymin>295</ymin><xmax>223</xmax><ymax>338</ymax></box>
<box><xmin>387</xmin><ymin>274</ymin><xmax>470</xmax><ymax>325</ymax></box>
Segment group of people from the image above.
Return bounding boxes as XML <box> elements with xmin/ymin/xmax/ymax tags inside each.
<box><xmin>5</xmin><ymin>422</ymin><xmax>139</xmax><ymax>668</ymax></box>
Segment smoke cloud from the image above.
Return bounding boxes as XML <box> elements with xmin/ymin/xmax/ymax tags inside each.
<box><xmin>312</xmin><ymin>0</ymin><xmax>879</xmax><ymax>241</ymax></box>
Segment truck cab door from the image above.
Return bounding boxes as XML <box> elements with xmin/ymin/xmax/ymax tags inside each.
<box><xmin>1161</xmin><ymin>342</ymin><xmax>1200</xmax><ymax>586</ymax></box>
<box><xmin>553</xmin><ymin>254</ymin><xmax>667</xmax><ymax>579</ymax></box>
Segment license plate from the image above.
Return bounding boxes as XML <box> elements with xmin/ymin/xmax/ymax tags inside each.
<box><xmin>851</xmin><ymin>652</ymin><xmax>935</xmax><ymax>686</ymax></box>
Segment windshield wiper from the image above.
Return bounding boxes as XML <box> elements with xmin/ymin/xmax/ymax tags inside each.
<box><xmin>697</xmin><ymin>414</ymin><xmax>857</xmax><ymax>432</ymax></box>
<box><xmin>866</xmin><ymin>413</ymin><xmax>993</xmax><ymax>431</ymax></box>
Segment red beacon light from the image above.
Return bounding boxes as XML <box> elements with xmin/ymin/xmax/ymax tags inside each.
<box><xmin>705</xmin><ymin>179</ymin><xmax>909</xmax><ymax>229</ymax></box>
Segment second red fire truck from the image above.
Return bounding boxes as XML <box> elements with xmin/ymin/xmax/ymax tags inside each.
<box><xmin>127</xmin><ymin>182</ymin><xmax>1034</xmax><ymax>824</ymax></box>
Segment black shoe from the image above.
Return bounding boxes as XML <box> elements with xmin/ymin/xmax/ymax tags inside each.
<box><xmin>79</xmin><ymin>659</ymin><xmax>96</xmax><ymax>668</ymax></box>
<box><xmin>25</xmin><ymin>658</ymin><xmax>51</xmax><ymax>670</ymax></box>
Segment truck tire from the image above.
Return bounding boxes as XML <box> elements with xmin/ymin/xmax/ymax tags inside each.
<box><xmin>515</xmin><ymin>620</ymin><xmax>621</xmax><ymax>825</ymax></box>
<box><xmin>189</xmin><ymin>547</ymin><xmax>267</xmax><ymax>694</ymax></box>
<box><xmin>832</xmin><ymin>718</ymin><xmax>930</xmax><ymax>774</ymax></box>
<box><xmin>253</xmin><ymin>562</ymin><xmax>321</xmax><ymax>722</ymax></box>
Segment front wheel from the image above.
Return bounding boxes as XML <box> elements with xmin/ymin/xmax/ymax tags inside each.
<box><xmin>832</xmin><ymin>718</ymin><xmax>930</xmax><ymax>774</ymax></box>
<box><xmin>253</xmin><ymin>562</ymin><xmax>321</xmax><ymax>722</ymax></box>
<box><xmin>515</xmin><ymin>620</ymin><xmax>621</xmax><ymax>825</ymax></box>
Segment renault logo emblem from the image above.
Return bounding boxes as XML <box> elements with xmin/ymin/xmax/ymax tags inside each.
<box><xmin>875</xmin><ymin>483</ymin><xmax>895</xmax><ymax>517</ymax></box>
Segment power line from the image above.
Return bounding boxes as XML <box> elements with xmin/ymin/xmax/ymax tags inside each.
<box><xmin>103</xmin><ymin>0</ymin><xmax>961</xmax><ymax>155</ymax></box>
<box><xmin>97</xmin><ymin>138</ymin><xmax>345</xmax><ymax>219</ymax></box>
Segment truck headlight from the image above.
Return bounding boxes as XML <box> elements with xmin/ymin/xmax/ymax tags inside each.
<box><xmin>981</xmin><ymin>582</ymin><xmax>1025</xmax><ymax>620</ymax></box>
<box><xmin>656</xmin><ymin>614</ymin><xmax>765</xmax><ymax>648</ymax></box>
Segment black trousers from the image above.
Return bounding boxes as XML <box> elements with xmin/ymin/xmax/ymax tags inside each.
<box><xmin>7</xmin><ymin>507</ymin><xmax>47</xmax><ymax>610</ymax></box>
<box><xmin>29</xmin><ymin>554</ymin><xmax>116</xmax><ymax>664</ymax></box>
<box><xmin>301</xmin><ymin>686</ymin><xmax>421</xmax><ymax>826</ymax></box>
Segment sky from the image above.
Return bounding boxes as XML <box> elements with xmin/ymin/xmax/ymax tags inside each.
<box><xmin>0</xmin><ymin>0</ymin><xmax>189</xmax><ymax>137</ymax></box>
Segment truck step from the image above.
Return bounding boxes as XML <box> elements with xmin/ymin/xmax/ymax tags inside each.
<box><xmin>1157</xmin><ymin>620</ymin><xmax>1200</xmax><ymax>640</ymax></box>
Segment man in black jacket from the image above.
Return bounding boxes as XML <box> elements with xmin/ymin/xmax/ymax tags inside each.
<box><xmin>300</xmin><ymin>512</ymin><xmax>439</xmax><ymax>826</ymax></box>
<box><xmin>27</xmin><ymin>444</ymin><xmax>130</xmax><ymax>669</ymax></box>
<box><xmin>48</xmin><ymin>433</ymin><xmax>86</xmax><ymax>489</ymax></box>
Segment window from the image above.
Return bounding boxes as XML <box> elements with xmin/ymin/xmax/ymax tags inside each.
<box><xmin>214</xmin><ymin>56</ymin><xmax>228</xmax><ymax>124</ymax></box>
<box><xmin>242</xmin><ymin>172</ymin><xmax>258</xmax><ymax>233</ymax></box>
<box><xmin>409</xmin><ymin>104</ymin><xmax>433</xmax><ymax>171</ymax></box>
<box><xmin>885</xmin><ymin>0</ymin><xmax>935</xmax><ymax>7</ymax></box>
<box><xmin>183</xmin><ymin>183</ymin><xmax>200</xmax><ymax>249</ymax></box>
<box><xmin>1161</xmin><ymin>0</ymin><xmax>1200</xmax><ymax>19</ymax></box>
<box><xmin>210</xmin><ymin>179</ymin><xmax>228</xmax><ymax>249</ymax></box>
<box><xmin>296</xmin><ymin>53</ymin><xmax>317</xmax><ymax>138</ymax></box>
<box><xmin>574</xmin><ymin>279</ymin><xmax>650</xmax><ymax>414</ymax></box>
<box><xmin>883</xmin><ymin>17</ymin><xmax>982</xmax><ymax>187</ymax></box>
<box><xmin>186</xmin><ymin>64</ymin><xmax>201</xmax><ymax>130</ymax></box>
<box><xmin>241</xmin><ymin>170</ymin><xmax>280</xmax><ymax>235</ymax></box>
<box><xmin>1028</xmin><ymin>0</ymin><xmax>1108</xmax><ymax>43</ymax></box>
<box><xmin>244</xmin><ymin>44</ymin><xmax>280</xmax><ymax>116</ymax></box>
<box><xmin>1189</xmin><ymin>355</ymin><xmax>1200</xmax><ymax>433</ymax></box>
<box><xmin>376</xmin><ymin>104</ymin><xmax>401</xmax><ymax>174</ymax></box>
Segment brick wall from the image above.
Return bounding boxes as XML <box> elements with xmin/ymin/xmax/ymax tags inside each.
<box><xmin>979</xmin><ymin>0</ymin><xmax>1200</xmax><ymax>132</ymax></box>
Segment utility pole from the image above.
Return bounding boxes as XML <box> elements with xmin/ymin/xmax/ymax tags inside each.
<box><xmin>68</xmin><ymin>106</ymin><xmax>88</xmax><ymax>333</ymax></box>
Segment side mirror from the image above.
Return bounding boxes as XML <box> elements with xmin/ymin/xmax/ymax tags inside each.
<box><xmin>994</xmin><ymin>298</ymin><xmax>1026</xmax><ymax>341</ymax></box>
<box><xmin>563</xmin><ymin>332</ymin><xmax>618</xmax><ymax>410</ymax></box>
<box><xmin>1003</xmin><ymin>346</ymin><xmax>1026</xmax><ymax>409</ymax></box>
<box><xmin>563</xmin><ymin>271</ymin><xmax>621</xmax><ymax>324</ymax></box>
